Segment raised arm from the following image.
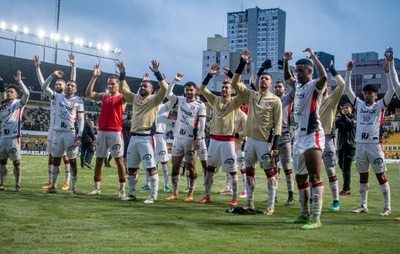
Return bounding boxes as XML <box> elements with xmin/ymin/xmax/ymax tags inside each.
<box><xmin>283</xmin><ymin>51</ymin><xmax>296</xmax><ymax>89</ymax></box>
<box><xmin>33</xmin><ymin>55</ymin><xmax>44</xmax><ymax>85</ymax></box>
<box><xmin>329</xmin><ymin>61</ymin><xmax>345</xmax><ymax>103</ymax></box>
<box><xmin>147</xmin><ymin>60</ymin><xmax>167</xmax><ymax>105</ymax></box>
<box><xmin>67</xmin><ymin>53</ymin><xmax>76</xmax><ymax>81</ymax></box>
<box><xmin>344</xmin><ymin>61</ymin><xmax>356</xmax><ymax>105</ymax></box>
<box><xmin>199</xmin><ymin>63</ymin><xmax>219</xmax><ymax>105</ymax></box>
<box><xmin>231</xmin><ymin>49</ymin><xmax>251</xmax><ymax>98</ymax></box>
<box><xmin>166</xmin><ymin>72</ymin><xmax>178</xmax><ymax>104</ymax></box>
<box><xmin>85</xmin><ymin>64</ymin><xmax>104</xmax><ymax>101</ymax></box>
<box><xmin>117</xmin><ymin>61</ymin><xmax>135</xmax><ymax>102</ymax></box>
<box><xmin>0</xmin><ymin>77</ymin><xmax>5</xmax><ymax>101</ymax></box>
<box><xmin>386</xmin><ymin>48</ymin><xmax>400</xmax><ymax>99</ymax></box>
<box><xmin>41</xmin><ymin>70</ymin><xmax>64</xmax><ymax>99</ymax></box>
<box><xmin>13</xmin><ymin>70</ymin><xmax>30</xmax><ymax>105</ymax></box>
<box><xmin>304</xmin><ymin>48</ymin><xmax>327</xmax><ymax>90</ymax></box>
<box><xmin>382</xmin><ymin>55</ymin><xmax>394</xmax><ymax>105</ymax></box>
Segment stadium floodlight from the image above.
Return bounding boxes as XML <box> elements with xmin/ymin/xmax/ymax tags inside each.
<box><xmin>38</xmin><ymin>30</ymin><xmax>45</xmax><ymax>38</ymax></box>
<box><xmin>12</xmin><ymin>25</ymin><xmax>18</xmax><ymax>32</ymax></box>
<box><xmin>102</xmin><ymin>44</ymin><xmax>110</xmax><ymax>51</ymax></box>
<box><xmin>54</xmin><ymin>34</ymin><xmax>60</xmax><ymax>41</ymax></box>
<box><xmin>64</xmin><ymin>36</ymin><xmax>70</xmax><ymax>43</ymax></box>
<box><xmin>88</xmin><ymin>42</ymin><xmax>93</xmax><ymax>47</ymax></box>
<box><xmin>78</xmin><ymin>39</ymin><xmax>84</xmax><ymax>46</ymax></box>
<box><xmin>96</xmin><ymin>43</ymin><xmax>102</xmax><ymax>50</ymax></box>
<box><xmin>50</xmin><ymin>33</ymin><xmax>55</xmax><ymax>39</ymax></box>
<box><xmin>74</xmin><ymin>38</ymin><xmax>79</xmax><ymax>45</ymax></box>
<box><xmin>23</xmin><ymin>27</ymin><xmax>29</xmax><ymax>34</ymax></box>
<box><xmin>0</xmin><ymin>22</ymin><xmax>6</xmax><ymax>30</ymax></box>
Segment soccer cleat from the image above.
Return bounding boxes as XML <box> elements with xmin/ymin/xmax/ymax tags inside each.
<box><xmin>182</xmin><ymin>187</ymin><xmax>190</xmax><ymax>193</ymax></box>
<box><xmin>219</xmin><ymin>190</ymin><xmax>233</xmax><ymax>195</ymax></box>
<box><xmin>15</xmin><ymin>186</ymin><xmax>21</xmax><ymax>192</ymax></box>
<box><xmin>286</xmin><ymin>216</ymin><xmax>311</xmax><ymax>224</ymax></box>
<box><xmin>140</xmin><ymin>184</ymin><xmax>150</xmax><ymax>191</ymax></box>
<box><xmin>330</xmin><ymin>201</ymin><xmax>340</xmax><ymax>211</ymax></box>
<box><xmin>285</xmin><ymin>199</ymin><xmax>295</xmax><ymax>206</ymax></box>
<box><xmin>46</xmin><ymin>187</ymin><xmax>57</xmax><ymax>194</ymax></box>
<box><xmin>275</xmin><ymin>196</ymin><xmax>278</xmax><ymax>203</ymax></box>
<box><xmin>143</xmin><ymin>196</ymin><xmax>157</xmax><ymax>204</ymax></box>
<box><xmin>87</xmin><ymin>188</ymin><xmax>101</xmax><ymax>196</ymax></box>
<box><xmin>380</xmin><ymin>208</ymin><xmax>391</xmax><ymax>216</ymax></box>
<box><xmin>230</xmin><ymin>198</ymin><xmax>238</xmax><ymax>207</ymax></box>
<box><xmin>41</xmin><ymin>182</ymin><xmax>52</xmax><ymax>189</ymax></box>
<box><xmin>242</xmin><ymin>201</ymin><xmax>255</xmax><ymax>210</ymax></box>
<box><xmin>61</xmin><ymin>183</ymin><xmax>70</xmax><ymax>191</ymax></box>
<box><xmin>163</xmin><ymin>186</ymin><xmax>170</xmax><ymax>192</ymax></box>
<box><xmin>84</xmin><ymin>163</ymin><xmax>92</xmax><ymax>169</ymax></box>
<box><xmin>121</xmin><ymin>195</ymin><xmax>136</xmax><ymax>201</ymax></box>
<box><xmin>339</xmin><ymin>190</ymin><xmax>351</xmax><ymax>196</ymax></box>
<box><xmin>301</xmin><ymin>220</ymin><xmax>322</xmax><ymax>230</ymax></box>
<box><xmin>118</xmin><ymin>189</ymin><xmax>126</xmax><ymax>198</ymax></box>
<box><xmin>165</xmin><ymin>195</ymin><xmax>179</xmax><ymax>200</ymax></box>
<box><xmin>184</xmin><ymin>196</ymin><xmax>194</xmax><ymax>202</ymax></box>
<box><xmin>71</xmin><ymin>188</ymin><xmax>78</xmax><ymax>196</ymax></box>
<box><xmin>239</xmin><ymin>191</ymin><xmax>247</xmax><ymax>198</ymax></box>
<box><xmin>263</xmin><ymin>207</ymin><xmax>274</xmax><ymax>216</ymax></box>
<box><xmin>0</xmin><ymin>185</ymin><xmax>7</xmax><ymax>191</ymax></box>
<box><xmin>351</xmin><ymin>206</ymin><xmax>368</xmax><ymax>213</ymax></box>
<box><xmin>198</xmin><ymin>197</ymin><xmax>211</xmax><ymax>204</ymax></box>
<box><xmin>395</xmin><ymin>216</ymin><xmax>400</xmax><ymax>221</ymax></box>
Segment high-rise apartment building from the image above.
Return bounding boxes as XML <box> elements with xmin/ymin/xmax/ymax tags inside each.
<box><xmin>227</xmin><ymin>7</ymin><xmax>286</xmax><ymax>72</ymax></box>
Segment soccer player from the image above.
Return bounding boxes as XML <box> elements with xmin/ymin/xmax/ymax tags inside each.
<box><xmin>155</xmin><ymin>73</ymin><xmax>182</xmax><ymax>193</ymax></box>
<box><xmin>80</xmin><ymin>114</ymin><xmax>96</xmax><ymax>169</ymax></box>
<box><xmin>319</xmin><ymin>61</ymin><xmax>345</xmax><ymax>212</ymax></box>
<box><xmin>41</xmin><ymin>70</ymin><xmax>84</xmax><ymax>195</ymax></box>
<box><xmin>0</xmin><ymin>70</ymin><xmax>30</xmax><ymax>191</ymax></box>
<box><xmin>34</xmin><ymin>55</ymin><xmax>74</xmax><ymax>191</ymax></box>
<box><xmin>283</xmin><ymin>48</ymin><xmax>327</xmax><ymax>230</ymax></box>
<box><xmin>231</xmin><ymin>49</ymin><xmax>282</xmax><ymax>215</ymax></box>
<box><xmin>235</xmin><ymin>104</ymin><xmax>248</xmax><ymax>198</ymax></box>
<box><xmin>164</xmin><ymin>79</ymin><xmax>206</xmax><ymax>202</ymax></box>
<box><xmin>86</xmin><ymin>63</ymin><xmax>127</xmax><ymax>198</ymax></box>
<box><xmin>346</xmin><ymin>54</ymin><xmax>393</xmax><ymax>216</ymax></box>
<box><xmin>118</xmin><ymin>60</ymin><xmax>167</xmax><ymax>204</ymax></box>
<box><xmin>197</xmin><ymin>63</ymin><xmax>244</xmax><ymax>207</ymax></box>
<box><xmin>273</xmin><ymin>80</ymin><xmax>295</xmax><ymax>206</ymax></box>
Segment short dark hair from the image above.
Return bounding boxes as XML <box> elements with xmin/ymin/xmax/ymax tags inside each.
<box><xmin>108</xmin><ymin>75</ymin><xmax>119</xmax><ymax>81</ymax></box>
<box><xmin>7</xmin><ymin>84</ymin><xmax>20</xmax><ymax>95</ymax></box>
<box><xmin>343</xmin><ymin>102</ymin><xmax>353</xmax><ymax>109</ymax></box>
<box><xmin>363</xmin><ymin>84</ymin><xmax>378</xmax><ymax>93</ymax></box>
<box><xmin>259</xmin><ymin>72</ymin><xmax>273</xmax><ymax>80</ymax></box>
<box><xmin>184</xmin><ymin>81</ymin><xmax>197</xmax><ymax>88</ymax></box>
<box><xmin>295</xmin><ymin>58</ymin><xmax>313</xmax><ymax>67</ymax></box>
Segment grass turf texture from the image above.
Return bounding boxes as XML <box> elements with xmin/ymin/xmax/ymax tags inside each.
<box><xmin>0</xmin><ymin>155</ymin><xmax>399</xmax><ymax>253</ymax></box>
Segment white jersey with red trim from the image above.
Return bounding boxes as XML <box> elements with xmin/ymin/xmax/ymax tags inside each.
<box><xmin>354</xmin><ymin>98</ymin><xmax>386</xmax><ymax>143</ymax></box>
<box><xmin>156</xmin><ymin>101</ymin><xmax>173</xmax><ymax>134</ymax></box>
<box><xmin>174</xmin><ymin>96</ymin><xmax>206</xmax><ymax>140</ymax></box>
<box><xmin>0</xmin><ymin>99</ymin><xmax>24</xmax><ymax>138</ymax></box>
<box><xmin>281</xmin><ymin>92</ymin><xmax>293</xmax><ymax>133</ymax></box>
<box><xmin>293</xmin><ymin>79</ymin><xmax>324</xmax><ymax>136</ymax></box>
<box><xmin>53</xmin><ymin>93</ymin><xmax>84</xmax><ymax>133</ymax></box>
<box><xmin>49</xmin><ymin>98</ymin><xmax>56</xmax><ymax>129</ymax></box>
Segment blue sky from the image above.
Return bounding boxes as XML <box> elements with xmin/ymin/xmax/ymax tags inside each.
<box><xmin>0</xmin><ymin>0</ymin><xmax>399</xmax><ymax>85</ymax></box>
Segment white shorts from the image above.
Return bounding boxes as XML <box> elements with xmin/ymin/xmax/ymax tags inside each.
<box><xmin>244</xmin><ymin>137</ymin><xmax>273</xmax><ymax>169</ymax></box>
<box><xmin>236</xmin><ymin>148</ymin><xmax>245</xmax><ymax>170</ymax></box>
<box><xmin>278</xmin><ymin>140</ymin><xmax>292</xmax><ymax>171</ymax></box>
<box><xmin>198</xmin><ymin>138</ymin><xmax>208</xmax><ymax>161</ymax></box>
<box><xmin>46</xmin><ymin>127</ymin><xmax>55</xmax><ymax>154</ymax></box>
<box><xmin>171</xmin><ymin>137</ymin><xmax>196</xmax><ymax>165</ymax></box>
<box><xmin>322</xmin><ymin>134</ymin><xmax>337</xmax><ymax>166</ymax></box>
<box><xmin>293</xmin><ymin>131</ymin><xmax>325</xmax><ymax>175</ymax></box>
<box><xmin>126</xmin><ymin>135</ymin><xmax>156</xmax><ymax>169</ymax></box>
<box><xmin>155</xmin><ymin>133</ymin><xmax>169</xmax><ymax>163</ymax></box>
<box><xmin>96</xmin><ymin>131</ymin><xmax>124</xmax><ymax>158</ymax></box>
<box><xmin>207</xmin><ymin>138</ymin><xmax>237</xmax><ymax>173</ymax></box>
<box><xmin>0</xmin><ymin>137</ymin><xmax>21</xmax><ymax>161</ymax></box>
<box><xmin>355</xmin><ymin>143</ymin><xmax>386</xmax><ymax>174</ymax></box>
<box><xmin>52</xmin><ymin>131</ymin><xmax>79</xmax><ymax>159</ymax></box>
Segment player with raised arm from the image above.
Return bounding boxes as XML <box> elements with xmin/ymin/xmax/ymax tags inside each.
<box><xmin>346</xmin><ymin>52</ymin><xmax>393</xmax><ymax>216</ymax></box>
<box><xmin>0</xmin><ymin>70</ymin><xmax>30</xmax><ymax>191</ymax></box>
<box><xmin>283</xmin><ymin>48</ymin><xmax>327</xmax><ymax>230</ymax></box>
<box><xmin>86</xmin><ymin>63</ymin><xmax>128</xmax><ymax>198</ymax></box>
<box><xmin>119</xmin><ymin>60</ymin><xmax>167</xmax><ymax>204</ymax></box>
<box><xmin>230</xmin><ymin>50</ymin><xmax>282</xmax><ymax>215</ymax></box>
<box><xmin>41</xmin><ymin>70</ymin><xmax>84</xmax><ymax>195</ymax></box>
<box><xmin>34</xmin><ymin>54</ymin><xmax>75</xmax><ymax>191</ymax></box>
<box><xmin>164</xmin><ymin>76</ymin><xmax>206</xmax><ymax>202</ymax></box>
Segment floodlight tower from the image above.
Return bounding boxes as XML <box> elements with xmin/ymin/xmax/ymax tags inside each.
<box><xmin>53</xmin><ymin>0</ymin><xmax>61</xmax><ymax>64</ymax></box>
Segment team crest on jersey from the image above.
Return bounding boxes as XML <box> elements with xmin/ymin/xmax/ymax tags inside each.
<box><xmin>300</xmin><ymin>84</ymin><xmax>308</xmax><ymax>90</ymax></box>
<box><xmin>143</xmin><ymin>98</ymin><xmax>150</xmax><ymax>104</ymax></box>
<box><xmin>190</xmin><ymin>105</ymin><xmax>195</xmax><ymax>110</ymax></box>
<box><xmin>265</xmin><ymin>101</ymin><xmax>272</xmax><ymax>107</ymax></box>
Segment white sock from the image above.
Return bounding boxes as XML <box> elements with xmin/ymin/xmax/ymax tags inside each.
<box><xmin>329</xmin><ymin>179</ymin><xmax>339</xmax><ymax>202</ymax></box>
<box><xmin>162</xmin><ymin>163</ymin><xmax>169</xmax><ymax>187</ymax></box>
<box><xmin>149</xmin><ymin>172</ymin><xmax>159</xmax><ymax>200</ymax></box>
<box><xmin>312</xmin><ymin>181</ymin><xmax>324</xmax><ymax>222</ymax></box>
<box><xmin>204</xmin><ymin>172</ymin><xmax>214</xmax><ymax>198</ymax></box>
<box><xmin>51</xmin><ymin>165</ymin><xmax>60</xmax><ymax>188</ymax></box>
<box><xmin>231</xmin><ymin>173</ymin><xmax>238</xmax><ymax>200</ymax></box>
<box><xmin>360</xmin><ymin>182</ymin><xmax>369</xmax><ymax>208</ymax></box>
<box><xmin>267</xmin><ymin>176</ymin><xmax>276</xmax><ymax>208</ymax></box>
<box><xmin>380</xmin><ymin>181</ymin><xmax>391</xmax><ymax>211</ymax></box>
<box><xmin>64</xmin><ymin>164</ymin><xmax>71</xmax><ymax>184</ymax></box>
